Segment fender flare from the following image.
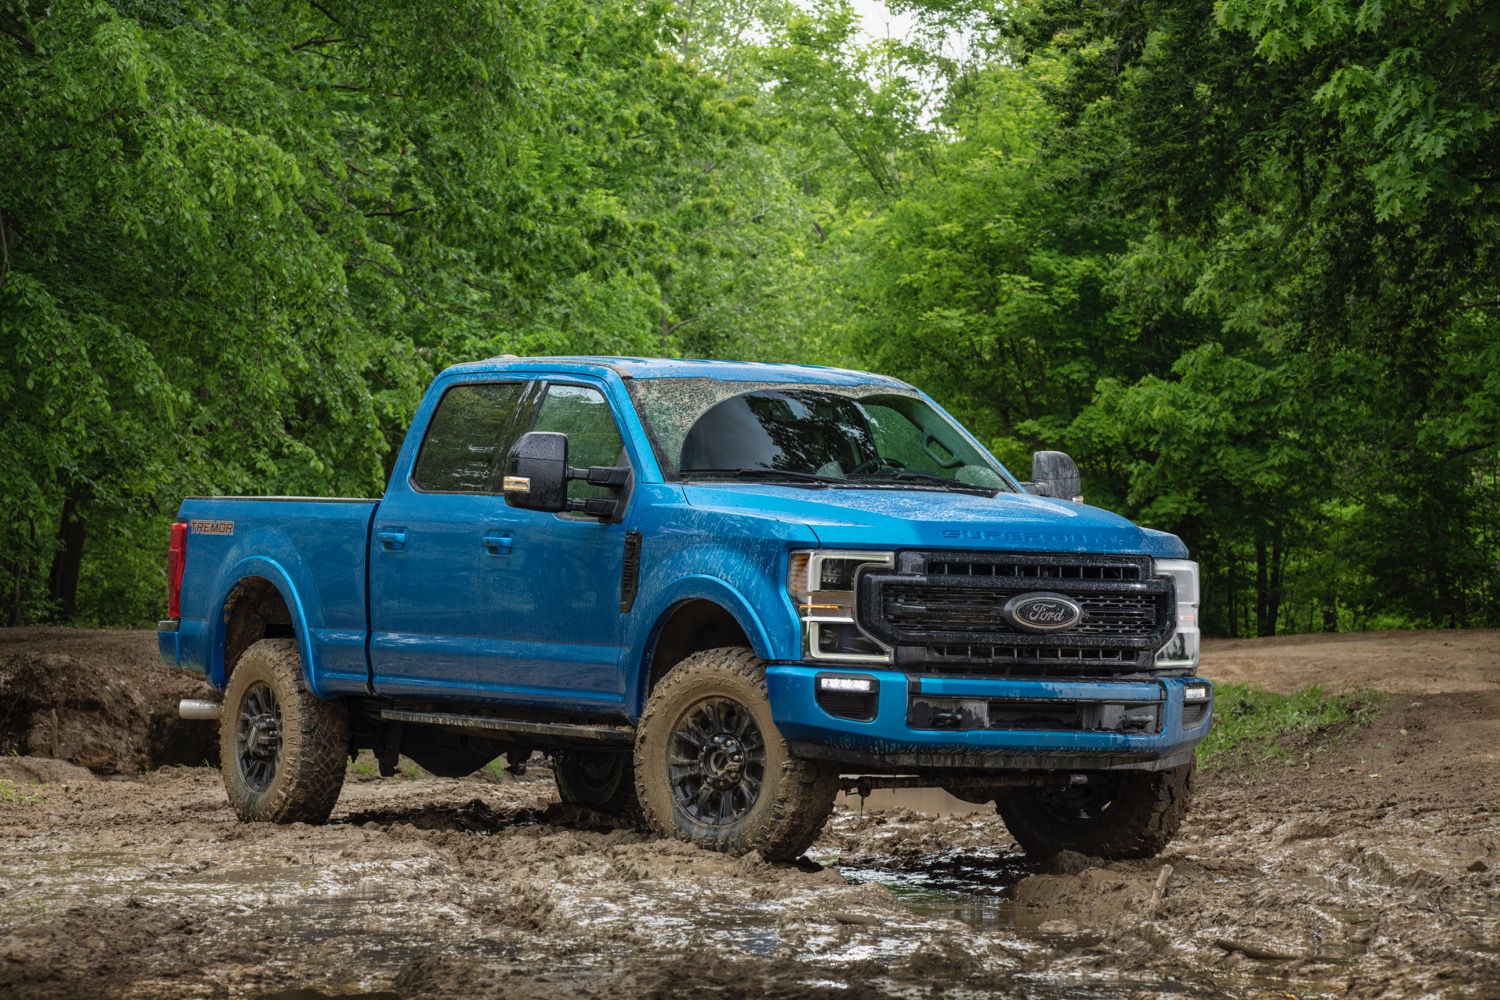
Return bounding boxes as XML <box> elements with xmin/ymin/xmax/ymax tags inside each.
<box><xmin>211</xmin><ymin>556</ymin><xmax>324</xmax><ymax>697</ymax></box>
<box><xmin>625</xmin><ymin>574</ymin><xmax>784</xmax><ymax>717</ymax></box>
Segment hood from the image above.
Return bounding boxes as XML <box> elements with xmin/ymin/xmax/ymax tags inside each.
<box><xmin>680</xmin><ymin>483</ymin><xmax>1187</xmax><ymax>558</ymax></box>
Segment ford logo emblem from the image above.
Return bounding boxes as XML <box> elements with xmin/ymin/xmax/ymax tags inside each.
<box><xmin>1002</xmin><ymin>591</ymin><xmax>1084</xmax><ymax>633</ymax></box>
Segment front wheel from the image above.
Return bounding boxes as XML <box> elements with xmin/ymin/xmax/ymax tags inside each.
<box><xmin>996</xmin><ymin>762</ymin><xmax>1195</xmax><ymax>860</ymax></box>
<box><xmin>220</xmin><ymin>638</ymin><xmax>348</xmax><ymax>824</ymax></box>
<box><xmin>635</xmin><ymin>648</ymin><xmax>839</xmax><ymax>861</ymax></box>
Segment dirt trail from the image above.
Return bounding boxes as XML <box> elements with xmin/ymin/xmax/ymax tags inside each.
<box><xmin>0</xmin><ymin>628</ymin><xmax>1496</xmax><ymax>999</ymax></box>
<box><xmin>1203</xmin><ymin>629</ymin><xmax>1500</xmax><ymax>696</ymax></box>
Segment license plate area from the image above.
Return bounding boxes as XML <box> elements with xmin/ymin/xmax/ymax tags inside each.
<box><xmin>907</xmin><ymin>695</ymin><xmax>1162</xmax><ymax>734</ymax></box>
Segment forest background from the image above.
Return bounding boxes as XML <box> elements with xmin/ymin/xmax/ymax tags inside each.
<box><xmin>2</xmin><ymin>0</ymin><xmax>1496</xmax><ymax>636</ymax></box>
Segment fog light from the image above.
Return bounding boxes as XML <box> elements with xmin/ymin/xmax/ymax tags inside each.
<box><xmin>1184</xmin><ymin>683</ymin><xmax>1211</xmax><ymax>703</ymax></box>
<box><xmin>815</xmin><ymin>674</ymin><xmax>879</xmax><ymax>722</ymax></box>
<box><xmin>819</xmin><ymin>675</ymin><xmax>874</xmax><ymax>693</ymax></box>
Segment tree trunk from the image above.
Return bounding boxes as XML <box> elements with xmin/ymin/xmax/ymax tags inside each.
<box><xmin>1254</xmin><ymin>537</ymin><xmax>1271</xmax><ymax>637</ymax></box>
<box><xmin>1266</xmin><ymin>537</ymin><xmax>1285</xmax><ymax>636</ymax></box>
<box><xmin>8</xmin><ymin>557</ymin><xmax>21</xmax><ymax>627</ymax></box>
<box><xmin>1223</xmin><ymin>558</ymin><xmax>1238</xmax><ymax>638</ymax></box>
<box><xmin>47</xmin><ymin>493</ymin><xmax>88</xmax><ymax>621</ymax></box>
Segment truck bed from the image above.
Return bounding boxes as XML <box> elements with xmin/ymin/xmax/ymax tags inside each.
<box><xmin>163</xmin><ymin>496</ymin><xmax>380</xmax><ymax>696</ymax></box>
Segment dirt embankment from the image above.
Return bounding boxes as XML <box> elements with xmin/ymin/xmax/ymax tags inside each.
<box><xmin>0</xmin><ymin>628</ymin><xmax>217</xmax><ymax>774</ymax></box>
<box><xmin>0</xmin><ymin>628</ymin><xmax>1496</xmax><ymax>999</ymax></box>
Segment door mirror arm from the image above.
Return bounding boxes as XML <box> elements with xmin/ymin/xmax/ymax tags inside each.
<box><xmin>577</xmin><ymin>464</ymin><xmax>631</xmax><ymax>489</ymax></box>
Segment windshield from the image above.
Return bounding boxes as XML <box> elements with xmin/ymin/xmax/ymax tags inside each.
<box><xmin>627</xmin><ymin>378</ymin><xmax>1016</xmax><ymax>492</ymax></box>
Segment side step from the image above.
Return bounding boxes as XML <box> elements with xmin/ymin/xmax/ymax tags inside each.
<box><xmin>379</xmin><ymin>708</ymin><xmax>635</xmax><ymax>748</ymax></box>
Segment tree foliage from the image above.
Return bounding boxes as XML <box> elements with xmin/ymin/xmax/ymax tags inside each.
<box><xmin>1</xmin><ymin>0</ymin><xmax>1494</xmax><ymax>632</ymax></box>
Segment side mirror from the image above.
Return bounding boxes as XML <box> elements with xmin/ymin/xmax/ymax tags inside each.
<box><xmin>504</xmin><ymin>431</ymin><xmax>632</xmax><ymax>520</ymax></box>
<box><xmin>504</xmin><ymin>432</ymin><xmax>570</xmax><ymax>513</ymax></box>
<box><xmin>1029</xmin><ymin>450</ymin><xmax>1083</xmax><ymax>503</ymax></box>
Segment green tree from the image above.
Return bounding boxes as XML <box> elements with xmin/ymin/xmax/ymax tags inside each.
<box><xmin>0</xmin><ymin>0</ymin><xmax>762</xmax><ymax>623</ymax></box>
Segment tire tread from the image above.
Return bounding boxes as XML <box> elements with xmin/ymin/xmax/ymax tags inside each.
<box><xmin>997</xmin><ymin>762</ymin><xmax>1195</xmax><ymax>860</ymax></box>
<box><xmin>220</xmin><ymin>638</ymin><xmax>348</xmax><ymax>824</ymax></box>
<box><xmin>635</xmin><ymin>647</ymin><xmax>839</xmax><ymax>861</ymax></box>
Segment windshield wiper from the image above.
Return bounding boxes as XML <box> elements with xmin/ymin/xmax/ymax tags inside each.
<box><xmin>678</xmin><ymin>468</ymin><xmax>845</xmax><ymax>485</ymax></box>
<box><xmin>847</xmin><ymin>469</ymin><xmax>1001</xmax><ymax>494</ymax></box>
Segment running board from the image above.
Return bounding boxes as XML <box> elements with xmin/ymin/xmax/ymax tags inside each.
<box><xmin>378</xmin><ymin>708</ymin><xmax>635</xmax><ymax>747</ymax></box>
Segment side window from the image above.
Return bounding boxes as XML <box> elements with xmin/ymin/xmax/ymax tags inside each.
<box><xmin>532</xmin><ymin>384</ymin><xmax>626</xmax><ymax>504</ymax></box>
<box><xmin>411</xmin><ymin>382</ymin><xmax>528</xmax><ymax>493</ymax></box>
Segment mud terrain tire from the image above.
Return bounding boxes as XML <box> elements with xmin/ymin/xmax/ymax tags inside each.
<box><xmin>554</xmin><ymin>750</ymin><xmax>640</xmax><ymax>816</ymax></box>
<box><xmin>220</xmin><ymin>638</ymin><xmax>348</xmax><ymax>824</ymax></box>
<box><xmin>635</xmin><ymin>647</ymin><xmax>839</xmax><ymax>861</ymax></box>
<box><xmin>997</xmin><ymin>762</ymin><xmax>1195</xmax><ymax>860</ymax></box>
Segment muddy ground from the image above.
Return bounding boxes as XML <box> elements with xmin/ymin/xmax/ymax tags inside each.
<box><xmin>1</xmin><ymin>628</ymin><xmax>1497</xmax><ymax>999</ymax></box>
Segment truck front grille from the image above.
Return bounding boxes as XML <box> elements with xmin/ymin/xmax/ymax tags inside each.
<box><xmin>856</xmin><ymin>551</ymin><xmax>1175</xmax><ymax>675</ymax></box>
<box><xmin>924</xmin><ymin>557</ymin><xmax>1140</xmax><ymax>582</ymax></box>
<box><xmin>883</xmin><ymin>587</ymin><xmax>1158</xmax><ymax>636</ymax></box>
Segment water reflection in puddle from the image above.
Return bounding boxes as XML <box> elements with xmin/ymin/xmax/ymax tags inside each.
<box><xmin>830</xmin><ymin>850</ymin><xmax>1029</xmax><ymax>932</ymax></box>
<box><xmin>829</xmin><ymin>785</ymin><xmax>1024</xmax><ymax>931</ymax></box>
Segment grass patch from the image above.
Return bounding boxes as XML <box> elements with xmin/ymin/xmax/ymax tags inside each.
<box><xmin>0</xmin><ymin>779</ymin><xmax>40</xmax><ymax>804</ymax></box>
<box><xmin>1196</xmin><ymin>683</ymin><xmax>1386</xmax><ymax>768</ymax></box>
<box><xmin>345</xmin><ymin>751</ymin><xmax>429</xmax><ymax>779</ymax></box>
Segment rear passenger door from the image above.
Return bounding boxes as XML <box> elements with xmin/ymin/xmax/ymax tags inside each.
<box><xmin>368</xmin><ymin>378</ymin><xmax>535</xmax><ymax>699</ymax></box>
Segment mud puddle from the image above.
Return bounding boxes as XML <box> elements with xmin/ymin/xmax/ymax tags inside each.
<box><xmin>827</xmin><ymin>787</ymin><xmax>1022</xmax><ymax>931</ymax></box>
<box><xmin>832</xmin><ymin>849</ymin><xmax>1025</xmax><ymax>930</ymax></box>
<box><xmin>5</xmin><ymin>628</ymin><xmax>1500</xmax><ymax>998</ymax></box>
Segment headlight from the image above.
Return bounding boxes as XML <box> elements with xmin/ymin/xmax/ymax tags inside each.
<box><xmin>787</xmin><ymin>550</ymin><xmax>895</xmax><ymax>663</ymax></box>
<box><xmin>1154</xmin><ymin>558</ymin><xmax>1200</xmax><ymax>670</ymax></box>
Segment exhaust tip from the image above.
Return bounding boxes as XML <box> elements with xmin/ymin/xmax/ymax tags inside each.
<box><xmin>179</xmin><ymin>698</ymin><xmax>223</xmax><ymax>721</ymax></box>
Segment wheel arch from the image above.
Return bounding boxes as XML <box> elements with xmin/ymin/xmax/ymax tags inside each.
<box><xmin>630</xmin><ymin>585</ymin><xmax>774</xmax><ymax>717</ymax></box>
<box><xmin>212</xmin><ymin>558</ymin><xmax>318</xmax><ymax>695</ymax></box>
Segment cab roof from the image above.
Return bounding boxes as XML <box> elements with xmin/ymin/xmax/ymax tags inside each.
<box><xmin>442</xmin><ymin>355</ymin><xmax>912</xmax><ymax>389</ymax></box>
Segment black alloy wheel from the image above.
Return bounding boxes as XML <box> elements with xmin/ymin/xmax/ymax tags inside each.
<box><xmin>668</xmin><ymin>697</ymin><xmax>767</xmax><ymax>826</ymax></box>
<box><xmin>634</xmin><ymin>647</ymin><xmax>839</xmax><ymax>860</ymax></box>
<box><xmin>996</xmin><ymin>763</ymin><xmax>1196</xmax><ymax>859</ymax></box>
<box><xmin>553</xmin><ymin>749</ymin><xmax>640</xmax><ymax>816</ymax></box>
<box><xmin>219</xmin><ymin>638</ymin><xmax>349</xmax><ymax>824</ymax></box>
<box><xmin>235</xmin><ymin>680</ymin><xmax>283</xmax><ymax>793</ymax></box>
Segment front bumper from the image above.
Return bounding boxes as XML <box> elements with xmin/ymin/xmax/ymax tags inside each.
<box><xmin>765</xmin><ymin>666</ymin><xmax>1212</xmax><ymax>772</ymax></box>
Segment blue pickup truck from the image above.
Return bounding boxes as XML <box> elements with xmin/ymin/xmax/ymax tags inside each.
<box><xmin>160</xmin><ymin>356</ymin><xmax>1209</xmax><ymax>861</ymax></box>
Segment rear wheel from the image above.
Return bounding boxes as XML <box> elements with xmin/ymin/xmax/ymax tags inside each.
<box><xmin>635</xmin><ymin>648</ymin><xmax>839</xmax><ymax>861</ymax></box>
<box><xmin>996</xmin><ymin>762</ymin><xmax>1195</xmax><ymax>860</ymax></box>
<box><xmin>554</xmin><ymin>750</ymin><xmax>639</xmax><ymax>816</ymax></box>
<box><xmin>220</xmin><ymin>638</ymin><xmax>348</xmax><ymax>824</ymax></box>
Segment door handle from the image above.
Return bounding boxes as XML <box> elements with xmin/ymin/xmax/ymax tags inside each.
<box><xmin>482</xmin><ymin>532</ymin><xmax>514</xmax><ymax>555</ymax></box>
<box><xmin>377</xmin><ymin>530</ymin><xmax>407</xmax><ymax>550</ymax></box>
